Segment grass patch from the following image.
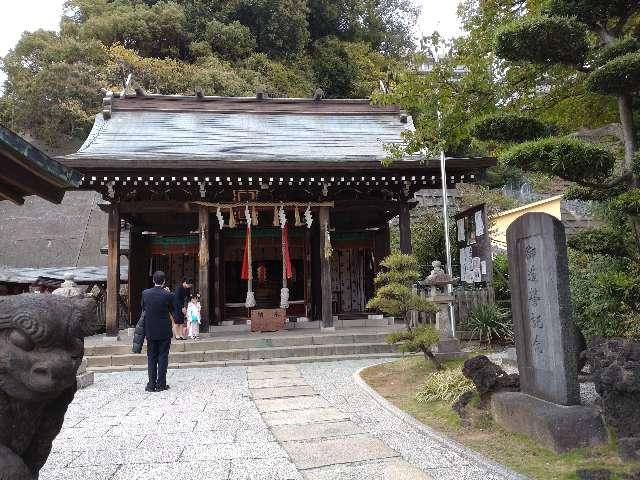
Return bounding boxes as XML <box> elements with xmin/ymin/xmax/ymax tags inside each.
<box><xmin>361</xmin><ymin>356</ymin><xmax>638</xmax><ymax>480</ymax></box>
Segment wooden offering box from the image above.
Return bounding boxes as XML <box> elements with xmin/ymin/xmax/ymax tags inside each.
<box><xmin>250</xmin><ymin>308</ymin><xmax>286</xmax><ymax>332</ymax></box>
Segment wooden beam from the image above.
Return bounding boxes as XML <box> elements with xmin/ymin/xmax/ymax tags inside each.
<box><xmin>112</xmin><ymin>201</ymin><xmax>193</xmax><ymax>214</ymax></box>
<box><xmin>0</xmin><ymin>163</ymin><xmax>64</xmax><ymax>204</ymax></box>
<box><xmin>106</xmin><ymin>205</ymin><xmax>121</xmax><ymax>336</ymax></box>
<box><xmin>0</xmin><ymin>181</ymin><xmax>25</xmax><ymax>205</ymax></box>
<box><xmin>399</xmin><ymin>201</ymin><xmax>412</xmax><ymax>254</ymax></box>
<box><xmin>198</xmin><ymin>206</ymin><xmax>211</xmax><ymax>332</ymax></box>
<box><xmin>318</xmin><ymin>207</ymin><xmax>333</xmax><ymax>329</ymax></box>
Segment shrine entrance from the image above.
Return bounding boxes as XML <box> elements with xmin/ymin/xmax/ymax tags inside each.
<box><xmin>223</xmin><ymin>227</ymin><xmax>308</xmax><ymax>321</ymax></box>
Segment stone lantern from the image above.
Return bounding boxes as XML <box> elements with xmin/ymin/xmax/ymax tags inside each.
<box><xmin>52</xmin><ymin>273</ymin><xmax>82</xmax><ymax>298</ymax></box>
<box><xmin>52</xmin><ymin>272</ymin><xmax>94</xmax><ymax>389</ymax></box>
<box><xmin>421</xmin><ymin>261</ymin><xmax>463</xmax><ymax>358</ymax></box>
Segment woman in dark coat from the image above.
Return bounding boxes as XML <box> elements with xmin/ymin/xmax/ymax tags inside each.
<box><xmin>172</xmin><ymin>277</ymin><xmax>193</xmax><ymax>340</ymax></box>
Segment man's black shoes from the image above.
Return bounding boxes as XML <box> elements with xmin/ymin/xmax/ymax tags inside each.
<box><xmin>156</xmin><ymin>385</ymin><xmax>170</xmax><ymax>391</ymax></box>
<box><xmin>145</xmin><ymin>383</ymin><xmax>170</xmax><ymax>392</ymax></box>
<box><xmin>145</xmin><ymin>384</ymin><xmax>156</xmax><ymax>393</ymax></box>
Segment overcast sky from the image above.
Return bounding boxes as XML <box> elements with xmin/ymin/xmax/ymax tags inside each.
<box><xmin>0</xmin><ymin>0</ymin><xmax>461</xmax><ymax>85</ymax></box>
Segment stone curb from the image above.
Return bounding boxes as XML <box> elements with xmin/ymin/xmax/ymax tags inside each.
<box><xmin>352</xmin><ymin>364</ymin><xmax>529</xmax><ymax>480</ymax></box>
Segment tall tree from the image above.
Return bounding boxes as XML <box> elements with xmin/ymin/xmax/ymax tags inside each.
<box><xmin>471</xmin><ymin>0</ymin><xmax>640</xmax><ymax>253</ymax></box>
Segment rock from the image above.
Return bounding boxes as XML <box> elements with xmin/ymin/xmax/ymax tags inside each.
<box><xmin>491</xmin><ymin>392</ymin><xmax>608</xmax><ymax>453</ymax></box>
<box><xmin>575</xmin><ymin>469</ymin><xmax>612</xmax><ymax>480</ymax></box>
<box><xmin>462</xmin><ymin>355</ymin><xmax>519</xmax><ymax>403</ymax></box>
<box><xmin>624</xmin><ymin>470</ymin><xmax>640</xmax><ymax>480</ymax></box>
<box><xmin>618</xmin><ymin>437</ymin><xmax>640</xmax><ymax>463</ymax></box>
<box><xmin>0</xmin><ymin>294</ymin><xmax>96</xmax><ymax>479</ymax></box>
<box><xmin>585</xmin><ymin>337</ymin><xmax>640</xmax><ymax>461</ymax></box>
<box><xmin>452</xmin><ymin>391</ymin><xmax>475</xmax><ymax>418</ymax></box>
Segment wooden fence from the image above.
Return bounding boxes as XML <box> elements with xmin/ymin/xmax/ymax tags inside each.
<box><xmin>413</xmin><ymin>286</ymin><xmax>494</xmax><ymax>332</ymax></box>
<box><xmin>93</xmin><ymin>286</ymin><xmax>130</xmax><ymax>332</ymax></box>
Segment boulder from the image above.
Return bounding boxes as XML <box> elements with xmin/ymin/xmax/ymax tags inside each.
<box><xmin>462</xmin><ymin>355</ymin><xmax>519</xmax><ymax>404</ymax></box>
<box><xmin>585</xmin><ymin>337</ymin><xmax>640</xmax><ymax>462</ymax></box>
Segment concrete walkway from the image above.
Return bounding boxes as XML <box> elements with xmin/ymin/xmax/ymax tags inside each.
<box><xmin>40</xmin><ymin>360</ymin><xmax>523</xmax><ymax>480</ymax></box>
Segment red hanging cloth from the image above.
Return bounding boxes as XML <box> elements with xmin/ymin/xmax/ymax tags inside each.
<box><xmin>241</xmin><ymin>225</ymin><xmax>251</xmax><ymax>280</ymax></box>
<box><xmin>282</xmin><ymin>223</ymin><xmax>293</xmax><ymax>279</ymax></box>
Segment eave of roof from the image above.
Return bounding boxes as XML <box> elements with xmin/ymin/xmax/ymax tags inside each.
<box><xmin>0</xmin><ymin>125</ymin><xmax>83</xmax><ymax>205</ymax></box>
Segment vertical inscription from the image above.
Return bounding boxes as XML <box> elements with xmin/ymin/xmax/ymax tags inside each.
<box><xmin>519</xmin><ymin>236</ymin><xmax>549</xmax><ymax>368</ymax></box>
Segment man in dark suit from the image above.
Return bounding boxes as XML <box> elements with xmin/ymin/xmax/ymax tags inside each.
<box><xmin>141</xmin><ymin>271</ymin><xmax>174</xmax><ymax>392</ymax></box>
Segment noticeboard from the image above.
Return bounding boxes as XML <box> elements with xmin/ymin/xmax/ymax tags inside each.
<box><xmin>454</xmin><ymin>203</ymin><xmax>493</xmax><ymax>288</ymax></box>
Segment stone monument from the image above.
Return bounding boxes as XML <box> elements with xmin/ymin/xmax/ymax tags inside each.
<box><xmin>0</xmin><ymin>294</ymin><xmax>96</xmax><ymax>479</ymax></box>
<box><xmin>491</xmin><ymin>213</ymin><xmax>607</xmax><ymax>452</ymax></box>
<box><xmin>421</xmin><ymin>261</ymin><xmax>463</xmax><ymax>359</ymax></box>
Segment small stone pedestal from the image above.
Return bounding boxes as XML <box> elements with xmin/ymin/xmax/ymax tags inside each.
<box><xmin>421</xmin><ymin>261</ymin><xmax>464</xmax><ymax>360</ymax></box>
<box><xmin>76</xmin><ymin>358</ymin><xmax>94</xmax><ymax>389</ymax></box>
<box><xmin>491</xmin><ymin>392</ymin><xmax>607</xmax><ymax>453</ymax></box>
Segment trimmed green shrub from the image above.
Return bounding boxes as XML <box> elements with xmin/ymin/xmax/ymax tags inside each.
<box><xmin>609</xmin><ymin>188</ymin><xmax>640</xmax><ymax>216</ymax></box>
<box><xmin>568</xmin><ymin>227</ymin><xmax>633</xmax><ymax>258</ymax></box>
<box><xmin>367</xmin><ymin>254</ymin><xmax>436</xmax><ymax>325</ymax></box>
<box><xmin>386</xmin><ymin>326</ymin><xmax>442</xmax><ymax>369</ymax></box>
<box><xmin>569</xmin><ymin>250</ymin><xmax>640</xmax><ymax>339</ymax></box>
<box><xmin>415</xmin><ymin>369</ymin><xmax>475</xmax><ymax>405</ymax></box>
<box><xmin>495</xmin><ymin>16</ymin><xmax>589</xmax><ymax>66</ymax></box>
<box><xmin>586</xmin><ymin>51</ymin><xmax>640</xmax><ymax>95</ymax></box>
<box><xmin>594</xmin><ymin>37</ymin><xmax>640</xmax><ymax>66</ymax></box>
<box><xmin>470</xmin><ymin>114</ymin><xmax>551</xmax><ymax>142</ymax></box>
<box><xmin>501</xmin><ymin>137</ymin><xmax>615</xmax><ymax>182</ymax></box>
<box><xmin>465</xmin><ymin>305</ymin><xmax>512</xmax><ymax>345</ymax></box>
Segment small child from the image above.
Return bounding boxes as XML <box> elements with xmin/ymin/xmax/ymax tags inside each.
<box><xmin>186</xmin><ymin>294</ymin><xmax>201</xmax><ymax>340</ymax></box>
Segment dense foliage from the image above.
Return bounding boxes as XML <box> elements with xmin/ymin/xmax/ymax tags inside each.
<box><xmin>470</xmin><ymin>114</ymin><xmax>552</xmax><ymax>142</ymax></box>
<box><xmin>464</xmin><ymin>304</ymin><xmax>513</xmax><ymax>345</ymax></box>
<box><xmin>0</xmin><ymin>0</ymin><xmax>418</xmax><ymax>149</ymax></box>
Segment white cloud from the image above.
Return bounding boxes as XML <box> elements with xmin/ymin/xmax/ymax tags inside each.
<box><xmin>0</xmin><ymin>0</ymin><xmax>65</xmax><ymax>87</ymax></box>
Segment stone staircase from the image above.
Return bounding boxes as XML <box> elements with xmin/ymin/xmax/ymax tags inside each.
<box><xmin>84</xmin><ymin>329</ymin><xmax>405</xmax><ymax>373</ymax></box>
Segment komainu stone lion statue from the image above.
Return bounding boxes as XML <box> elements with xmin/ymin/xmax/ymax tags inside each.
<box><xmin>0</xmin><ymin>294</ymin><xmax>96</xmax><ymax>479</ymax></box>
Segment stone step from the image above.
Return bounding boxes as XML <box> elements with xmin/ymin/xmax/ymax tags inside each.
<box><xmin>85</xmin><ymin>332</ymin><xmax>394</xmax><ymax>357</ymax></box>
<box><xmin>85</xmin><ymin>342</ymin><xmax>398</xmax><ymax>368</ymax></box>
<box><xmin>87</xmin><ymin>352</ymin><xmax>409</xmax><ymax>373</ymax></box>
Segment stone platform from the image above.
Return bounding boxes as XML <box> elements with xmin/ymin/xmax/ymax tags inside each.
<box><xmin>491</xmin><ymin>392</ymin><xmax>608</xmax><ymax>453</ymax></box>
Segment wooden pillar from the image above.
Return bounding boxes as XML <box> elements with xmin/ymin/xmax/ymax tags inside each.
<box><xmin>106</xmin><ymin>205</ymin><xmax>121</xmax><ymax>336</ymax></box>
<box><xmin>399</xmin><ymin>201</ymin><xmax>412</xmax><ymax>254</ymax></box>
<box><xmin>198</xmin><ymin>207</ymin><xmax>211</xmax><ymax>332</ymax></box>
<box><xmin>374</xmin><ymin>223</ymin><xmax>391</xmax><ymax>271</ymax></box>
<box><xmin>213</xmin><ymin>229</ymin><xmax>223</xmax><ymax>325</ymax></box>
<box><xmin>318</xmin><ymin>207</ymin><xmax>333</xmax><ymax>330</ymax></box>
<box><xmin>310</xmin><ymin>220</ymin><xmax>322</xmax><ymax>321</ymax></box>
<box><xmin>128</xmin><ymin>226</ymin><xmax>147</xmax><ymax>327</ymax></box>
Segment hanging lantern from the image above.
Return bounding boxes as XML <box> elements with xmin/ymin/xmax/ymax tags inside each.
<box><xmin>251</xmin><ymin>206</ymin><xmax>258</xmax><ymax>226</ymax></box>
<box><xmin>216</xmin><ymin>206</ymin><xmax>224</xmax><ymax>230</ymax></box>
<box><xmin>273</xmin><ymin>206</ymin><xmax>279</xmax><ymax>226</ymax></box>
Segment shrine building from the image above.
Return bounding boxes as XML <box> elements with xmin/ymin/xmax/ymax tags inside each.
<box><xmin>57</xmin><ymin>91</ymin><xmax>495</xmax><ymax>336</ymax></box>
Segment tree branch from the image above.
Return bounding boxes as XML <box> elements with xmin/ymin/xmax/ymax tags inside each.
<box><xmin>569</xmin><ymin>123</ymin><xmax>624</xmax><ymax>141</ymax></box>
<box><xmin>576</xmin><ymin>172</ymin><xmax>633</xmax><ymax>190</ymax></box>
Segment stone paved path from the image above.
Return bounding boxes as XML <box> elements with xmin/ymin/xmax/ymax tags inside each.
<box><xmin>40</xmin><ymin>359</ymin><xmax>523</xmax><ymax>480</ymax></box>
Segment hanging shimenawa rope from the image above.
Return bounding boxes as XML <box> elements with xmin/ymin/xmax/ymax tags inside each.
<box><xmin>279</xmin><ymin>206</ymin><xmax>292</xmax><ymax>309</ymax></box>
<box><xmin>241</xmin><ymin>204</ymin><xmax>256</xmax><ymax>309</ymax></box>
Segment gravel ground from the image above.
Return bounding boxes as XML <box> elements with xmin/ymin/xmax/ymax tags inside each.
<box><xmin>298</xmin><ymin>359</ymin><xmax>526</xmax><ymax>480</ymax></box>
<box><xmin>40</xmin><ymin>359</ymin><xmax>525</xmax><ymax>480</ymax></box>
